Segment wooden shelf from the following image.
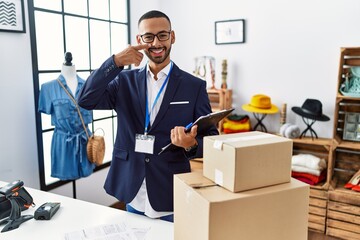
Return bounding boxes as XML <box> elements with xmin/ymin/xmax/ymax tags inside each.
<box><xmin>333</xmin><ymin>136</ymin><xmax>360</xmax><ymax>150</ymax></box>
<box><xmin>325</xmin><ymin>47</ymin><xmax>360</xmax><ymax>239</ymax></box>
<box><xmin>336</xmin><ymin>93</ymin><xmax>360</xmax><ymax>101</ymax></box>
<box><xmin>207</xmin><ymin>88</ymin><xmax>232</xmax><ymax>132</ymax></box>
<box><xmin>292</xmin><ymin>137</ymin><xmax>332</xmax><ymax>147</ymax></box>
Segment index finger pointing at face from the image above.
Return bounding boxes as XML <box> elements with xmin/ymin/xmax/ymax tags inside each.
<box><xmin>133</xmin><ymin>43</ymin><xmax>150</xmax><ymax>51</ymax></box>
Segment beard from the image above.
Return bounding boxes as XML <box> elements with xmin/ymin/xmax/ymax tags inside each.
<box><xmin>144</xmin><ymin>45</ymin><xmax>172</xmax><ymax>64</ymax></box>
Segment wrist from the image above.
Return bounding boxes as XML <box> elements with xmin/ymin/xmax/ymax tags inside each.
<box><xmin>184</xmin><ymin>140</ymin><xmax>198</xmax><ymax>152</ymax></box>
<box><xmin>113</xmin><ymin>54</ymin><xmax>122</xmax><ymax>68</ymax></box>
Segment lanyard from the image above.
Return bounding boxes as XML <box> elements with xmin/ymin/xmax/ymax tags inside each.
<box><xmin>144</xmin><ymin>62</ymin><xmax>173</xmax><ymax>134</ymax></box>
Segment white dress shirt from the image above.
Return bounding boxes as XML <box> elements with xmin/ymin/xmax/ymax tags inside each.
<box><xmin>128</xmin><ymin>61</ymin><xmax>173</xmax><ymax>218</ymax></box>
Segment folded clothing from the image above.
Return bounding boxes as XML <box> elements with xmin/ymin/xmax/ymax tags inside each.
<box><xmin>291</xmin><ymin>165</ymin><xmax>321</xmax><ymax>176</ymax></box>
<box><xmin>292</xmin><ymin>170</ymin><xmax>326</xmax><ymax>185</ymax></box>
<box><xmin>292</xmin><ymin>154</ymin><xmax>327</xmax><ymax>171</ymax></box>
<box><xmin>223</xmin><ymin>129</ymin><xmax>250</xmax><ymax>134</ymax></box>
<box><xmin>280</xmin><ymin>123</ymin><xmax>300</xmax><ymax>139</ymax></box>
<box><xmin>227</xmin><ymin>114</ymin><xmax>249</xmax><ymax>122</ymax></box>
<box><xmin>222</xmin><ymin>114</ymin><xmax>251</xmax><ymax>133</ymax></box>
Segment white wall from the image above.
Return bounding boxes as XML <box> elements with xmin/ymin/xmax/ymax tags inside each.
<box><xmin>153</xmin><ymin>0</ymin><xmax>360</xmax><ymax>136</ymax></box>
<box><xmin>0</xmin><ymin>0</ymin><xmax>39</xmax><ymax>188</ymax></box>
<box><xmin>0</xmin><ymin>0</ymin><xmax>359</xmax><ymax>204</ymax></box>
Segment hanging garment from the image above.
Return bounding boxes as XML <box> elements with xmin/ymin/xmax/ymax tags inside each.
<box><xmin>38</xmin><ymin>75</ymin><xmax>95</xmax><ymax>180</ymax></box>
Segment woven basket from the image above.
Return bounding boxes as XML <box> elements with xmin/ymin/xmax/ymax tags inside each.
<box><xmin>86</xmin><ymin>135</ymin><xmax>105</xmax><ymax>166</ymax></box>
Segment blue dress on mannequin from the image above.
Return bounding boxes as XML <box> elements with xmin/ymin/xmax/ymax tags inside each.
<box><xmin>38</xmin><ymin>73</ymin><xmax>95</xmax><ymax>180</ymax></box>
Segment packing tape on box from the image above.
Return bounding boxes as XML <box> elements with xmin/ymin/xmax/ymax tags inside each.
<box><xmin>186</xmin><ymin>183</ymin><xmax>218</xmax><ymax>203</ymax></box>
<box><xmin>213</xmin><ymin>134</ymin><xmax>274</xmax><ymax>150</ymax></box>
<box><xmin>215</xmin><ymin>169</ymin><xmax>224</xmax><ymax>186</ymax></box>
<box><xmin>189</xmin><ymin>183</ymin><xmax>217</xmax><ymax>189</ymax></box>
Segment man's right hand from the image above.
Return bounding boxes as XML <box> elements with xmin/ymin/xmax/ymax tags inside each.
<box><xmin>113</xmin><ymin>43</ymin><xmax>150</xmax><ymax>67</ymax></box>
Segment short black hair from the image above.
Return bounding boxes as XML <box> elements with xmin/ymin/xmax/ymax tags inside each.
<box><xmin>138</xmin><ymin>10</ymin><xmax>171</xmax><ymax>29</ymax></box>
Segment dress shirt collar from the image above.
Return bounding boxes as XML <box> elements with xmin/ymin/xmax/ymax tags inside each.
<box><xmin>146</xmin><ymin>61</ymin><xmax>172</xmax><ymax>81</ymax></box>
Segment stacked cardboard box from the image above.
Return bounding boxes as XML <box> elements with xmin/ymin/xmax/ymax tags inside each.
<box><xmin>174</xmin><ymin>172</ymin><xmax>309</xmax><ymax>240</ymax></box>
<box><xmin>203</xmin><ymin>131</ymin><xmax>292</xmax><ymax>192</ymax></box>
<box><xmin>174</xmin><ymin>131</ymin><xmax>310</xmax><ymax>240</ymax></box>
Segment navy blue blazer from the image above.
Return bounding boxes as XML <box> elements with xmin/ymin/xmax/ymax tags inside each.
<box><xmin>78</xmin><ymin>56</ymin><xmax>218</xmax><ymax>211</ymax></box>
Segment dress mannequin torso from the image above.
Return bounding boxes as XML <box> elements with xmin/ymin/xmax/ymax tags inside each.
<box><xmin>61</xmin><ymin>64</ymin><xmax>78</xmax><ymax>96</ymax></box>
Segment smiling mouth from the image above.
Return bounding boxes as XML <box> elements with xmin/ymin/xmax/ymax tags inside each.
<box><xmin>149</xmin><ymin>48</ymin><xmax>164</xmax><ymax>55</ymax></box>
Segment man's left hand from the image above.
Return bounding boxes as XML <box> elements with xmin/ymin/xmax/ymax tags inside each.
<box><xmin>170</xmin><ymin>125</ymin><xmax>198</xmax><ymax>149</ymax></box>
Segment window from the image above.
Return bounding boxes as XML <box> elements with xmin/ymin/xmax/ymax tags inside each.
<box><xmin>29</xmin><ymin>0</ymin><xmax>130</xmax><ymax>191</ymax></box>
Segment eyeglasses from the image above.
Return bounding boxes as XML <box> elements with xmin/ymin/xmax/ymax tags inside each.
<box><xmin>139</xmin><ymin>31</ymin><xmax>171</xmax><ymax>43</ymax></box>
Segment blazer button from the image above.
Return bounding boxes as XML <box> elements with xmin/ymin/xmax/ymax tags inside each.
<box><xmin>145</xmin><ymin>158</ymin><xmax>150</xmax><ymax>163</ymax></box>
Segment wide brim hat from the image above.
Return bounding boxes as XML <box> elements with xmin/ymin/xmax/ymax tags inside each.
<box><xmin>242</xmin><ymin>94</ymin><xmax>279</xmax><ymax>114</ymax></box>
<box><xmin>292</xmin><ymin>98</ymin><xmax>330</xmax><ymax>121</ymax></box>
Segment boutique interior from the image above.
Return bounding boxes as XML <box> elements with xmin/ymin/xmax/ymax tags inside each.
<box><xmin>1</xmin><ymin>0</ymin><xmax>360</xmax><ymax>239</ymax></box>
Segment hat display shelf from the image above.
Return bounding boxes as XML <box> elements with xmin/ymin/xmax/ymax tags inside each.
<box><xmin>242</xmin><ymin>94</ymin><xmax>279</xmax><ymax>133</ymax></box>
<box><xmin>299</xmin><ymin>117</ymin><xmax>318</xmax><ymax>139</ymax></box>
<box><xmin>291</xmin><ymin>98</ymin><xmax>330</xmax><ymax>140</ymax></box>
<box><xmin>253</xmin><ymin>113</ymin><xmax>267</xmax><ymax>132</ymax></box>
<box><xmin>326</xmin><ymin>47</ymin><xmax>360</xmax><ymax>239</ymax></box>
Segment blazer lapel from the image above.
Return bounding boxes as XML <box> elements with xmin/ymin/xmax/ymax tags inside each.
<box><xmin>150</xmin><ymin>64</ymin><xmax>182</xmax><ymax>130</ymax></box>
<box><xmin>135</xmin><ymin>67</ymin><xmax>147</xmax><ymax>124</ymax></box>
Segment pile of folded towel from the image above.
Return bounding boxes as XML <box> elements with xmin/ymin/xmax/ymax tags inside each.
<box><xmin>291</xmin><ymin>154</ymin><xmax>327</xmax><ymax>186</ymax></box>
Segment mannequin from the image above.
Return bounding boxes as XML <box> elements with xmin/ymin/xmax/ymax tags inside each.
<box><xmin>38</xmin><ymin>52</ymin><xmax>95</xmax><ymax>181</ymax></box>
<box><xmin>61</xmin><ymin>52</ymin><xmax>78</xmax><ymax>95</ymax></box>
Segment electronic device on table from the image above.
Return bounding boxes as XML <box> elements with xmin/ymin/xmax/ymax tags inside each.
<box><xmin>34</xmin><ymin>202</ymin><xmax>60</xmax><ymax>220</ymax></box>
<box><xmin>0</xmin><ymin>180</ymin><xmax>34</xmax><ymax>232</ymax></box>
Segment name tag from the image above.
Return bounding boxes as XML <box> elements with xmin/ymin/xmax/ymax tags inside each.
<box><xmin>135</xmin><ymin>134</ymin><xmax>155</xmax><ymax>154</ymax></box>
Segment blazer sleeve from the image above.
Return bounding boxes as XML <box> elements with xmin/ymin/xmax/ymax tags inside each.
<box><xmin>77</xmin><ymin>56</ymin><xmax>124</xmax><ymax>110</ymax></box>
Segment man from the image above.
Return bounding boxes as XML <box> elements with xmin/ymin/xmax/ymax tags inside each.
<box><xmin>78</xmin><ymin>10</ymin><xmax>218</xmax><ymax>222</ymax></box>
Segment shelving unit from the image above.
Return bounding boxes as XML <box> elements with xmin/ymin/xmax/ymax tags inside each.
<box><xmin>271</xmin><ymin>48</ymin><xmax>360</xmax><ymax>238</ymax></box>
<box><xmin>207</xmin><ymin>88</ymin><xmax>232</xmax><ymax>132</ymax></box>
<box><xmin>326</xmin><ymin>47</ymin><xmax>360</xmax><ymax>239</ymax></box>
<box><xmin>292</xmin><ymin>137</ymin><xmax>332</xmax><ymax>233</ymax></box>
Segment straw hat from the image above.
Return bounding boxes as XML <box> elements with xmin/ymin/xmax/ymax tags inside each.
<box><xmin>242</xmin><ymin>94</ymin><xmax>279</xmax><ymax>114</ymax></box>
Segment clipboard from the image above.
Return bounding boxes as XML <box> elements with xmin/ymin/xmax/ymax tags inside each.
<box><xmin>158</xmin><ymin>108</ymin><xmax>235</xmax><ymax>155</ymax></box>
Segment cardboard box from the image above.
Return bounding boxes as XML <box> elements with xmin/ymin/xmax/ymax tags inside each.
<box><xmin>174</xmin><ymin>172</ymin><xmax>309</xmax><ymax>240</ymax></box>
<box><xmin>203</xmin><ymin>131</ymin><xmax>292</xmax><ymax>192</ymax></box>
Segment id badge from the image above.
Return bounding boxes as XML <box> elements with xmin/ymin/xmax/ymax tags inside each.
<box><xmin>135</xmin><ymin>134</ymin><xmax>155</xmax><ymax>154</ymax></box>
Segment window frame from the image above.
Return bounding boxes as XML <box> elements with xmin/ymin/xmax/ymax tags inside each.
<box><xmin>28</xmin><ymin>0</ymin><xmax>131</xmax><ymax>191</ymax></box>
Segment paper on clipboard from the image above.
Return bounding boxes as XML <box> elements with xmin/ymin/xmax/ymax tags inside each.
<box><xmin>158</xmin><ymin>108</ymin><xmax>235</xmax><ymax>155</ymax></box>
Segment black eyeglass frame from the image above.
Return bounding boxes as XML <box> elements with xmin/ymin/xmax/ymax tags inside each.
<box><xmin>139</xmin><ymin>30</ymin><xmax>172</xmax><ymax>43</ymax></box>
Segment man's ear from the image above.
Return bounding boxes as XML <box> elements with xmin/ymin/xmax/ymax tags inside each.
<box><xmin>171</xmin><ymin>31</ymin><xmax>175</xmax><ymax>44</ymax></box>
<box><xmin>136</xmin><ymin>35</ymin><xmax>142</xmax><ymax>45</ymax></box>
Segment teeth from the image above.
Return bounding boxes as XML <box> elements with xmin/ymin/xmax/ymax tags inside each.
<box><xmin>151</xmin><ymin>49</ymin><xmax>163</xmax><ymax>53</ymax></box>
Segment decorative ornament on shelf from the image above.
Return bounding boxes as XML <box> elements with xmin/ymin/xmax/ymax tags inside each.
<box><xmin>221</xmin><ymin>59</ymin><xmax>228</xmax><ymax>89</ymax></box>
<box><xmin>193</xmin><ymin>56</ymin><xmax>216</xmax><ymax>89</ymax></box>
<box><xmin>280</xmin><ymin>103</ymin><xmax>287</xmax><ymax>125</ymax></box>
<box><xmin>209</xmin><ymin>58</ymin><xmax>216</xmax><ymax>89</ymax></box>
